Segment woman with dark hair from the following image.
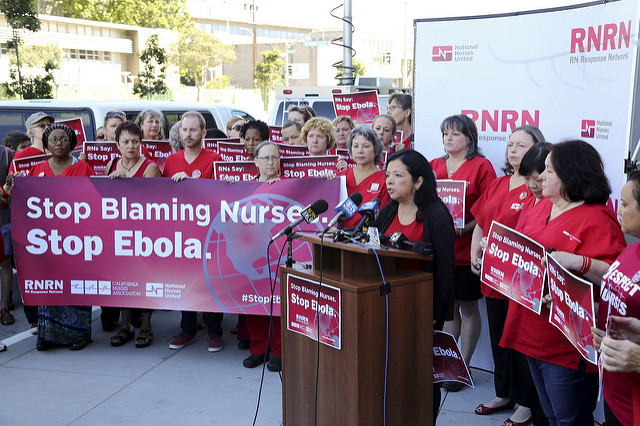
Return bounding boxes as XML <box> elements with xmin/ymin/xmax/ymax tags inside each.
<box><xmin>430</xmin><ymin>114</ymin><xmax>496</xmax><ymax>389</ymax></box>
<box><xmin>240</xmin><ymin>120</ymin><xmax>270</xmax><ymax>160</ymax></box>
<box><xmin>336</xmin><ymin>126</ymin><xmax>390</xmax><ymax>228</ymax></box>
<box><xmin>135</xmin><ymin>108</ymin><xmax>166</xmax><ymax>140</ymax></box>
<box><xmin>29</xmin><ymin>124</ymin><xmax>94</xmax><ymax>350</ymax></box>
<box><xmin>372</xmin><ymin>114</ymin><xmax>397</xmax><ymax>152</ymax></box>
<box><xmin>3</xmin><ymin>131</ymin><xmax>31</xmax><ymax>153</ymax></box>
<box><xmin>501</xmin><ymin>140</ymin><xmax>626</xmax><ymax>425</ymax></box>
<box><xmin>287</xmin><ymin>105</ymin><xmax>316</xmax><ymax>125</ymax></box>
<box><xmin>387</xmin><ymin>93</ymin><xmax>412</xmax><ymax>151</ymax></box>
<box><xmin>516</xmin><ymin>143</ymin><xmax>553</xmax><ymax>230</ymax></box>
<box><xmin>469</xmin><ymin>125</ymin><xmax>544</xmax><ymax>425</ymax></box>
<box><xmin>374</xmin><ymin>149</ymin><xmax>455</xmax><ymax>424</ymax></box>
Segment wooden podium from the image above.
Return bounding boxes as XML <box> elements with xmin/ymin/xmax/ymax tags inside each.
<box><xmin>280</xmin><ymin>234</ymin><xmax>433</xmax><ymax>426</ymax></box>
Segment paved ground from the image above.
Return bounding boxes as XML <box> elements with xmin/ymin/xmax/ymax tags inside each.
<box><xmin>0</xmin><ymin>281</ymin><xmax>604</xmax><ymax>425</ymax></box>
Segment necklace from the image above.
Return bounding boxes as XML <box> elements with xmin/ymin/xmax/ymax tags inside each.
<box><xmin>447</xmin><ymin>158</ymin><xmax>466</xmax><ymax>177</ymax></box>
<box><xmin>121</xmin><ymin>156</ymin><xmax>140</xmax><ymax>172</ymax></box>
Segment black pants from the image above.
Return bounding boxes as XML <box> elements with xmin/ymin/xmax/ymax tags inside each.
<box><xmin>180</xmin><ymin>311</ymin><xmax>223</xmax><ymax>337</ymax></box>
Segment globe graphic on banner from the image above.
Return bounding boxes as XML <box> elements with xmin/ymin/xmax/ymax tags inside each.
<box><xmin>511</xmin><ymin>267</ymin><xmax>540</xmax><ymax>309</ymax></box>
<box><xmin>449</xmin><ymin>199</ymin><xmax>464</xmax><ymax>228</ymax></box>
<box><xmin>203</xmin><ymin>193</ymin><xmax>318</xmax><ymax>315</ymax></box>
<box><xmin>313</xmin><ymin>302</ymin><xmax>340</xmax><ymax>346</ymax></box>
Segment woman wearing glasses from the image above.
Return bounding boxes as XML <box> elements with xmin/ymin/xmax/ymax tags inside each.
<box><xmin>28</xmin><ymin>124</ymin><xmax>94</xmax><ymax>350</ymax></box>
<box><xmin>387</xmin><ymin>93</ymin><xmax>412</xmax><ymax>151</ymax></box>
<box><xmin>226</xmin><ymin>116</ymin><xmax>245</xmax><ymax>139</ymax></box>
<box><xmin>9</xmin><ymin>112</ymin><xmax>54</xmax><ymax>174</ymax></box>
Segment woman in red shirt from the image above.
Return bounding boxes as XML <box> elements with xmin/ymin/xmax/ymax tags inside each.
<box><xmin>469</xmin><ymin>127</ymin><xmax>546</xmax><ymax>425</ymax></box>
<box><xmin>430</xmin><ymin>115</ymin><xmax>496</xmax><ymax>390</ymax></box>
<box><xmin>501</xmin><ymin>140</ymin><xmax>626</xmax><ymax>425</ymax></box>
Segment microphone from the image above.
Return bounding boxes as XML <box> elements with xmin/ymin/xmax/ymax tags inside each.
<box><xmin>270</xmin><ymin>199</ymin><xmax>329</xmax><ymax>243</ymax></box>
<box><xmin>323</xmin><ymin>192</ymin><xmax>363</xmax><ymax>233</ymax></box>
<box><xmin>384</xmin><ymin>232</ymin><xmax>432</xmax><ymax>255</ymax></box>
<box><xmin>349</xmin><ymin>198</ymin><xmax>381</xmax><ymax>236</ymax></box>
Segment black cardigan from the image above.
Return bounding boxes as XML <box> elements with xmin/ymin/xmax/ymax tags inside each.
<box><xmin>374</xmin><ymin>201</ymin><xmax>456</xmax><ymax>327</ymax></box>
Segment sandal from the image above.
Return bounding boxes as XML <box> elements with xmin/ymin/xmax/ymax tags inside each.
<box><xmin>135</xmin><ymin>329</ymin><xmax>153</xmax><ymax>348</ymax></box>
<box><xmin>110</xmin><ymin>328</ymin><xmax>135</xmax><ymax>347</ymax></box>
<box><xmin>69</xmin><ymin>339</ymin><xmax>89</xmax><ymax>351</ymax></box>
<box><xmin>0</xmin><ymin>308</ymin><xmax>15</xmax><ymax>325</ymax></box>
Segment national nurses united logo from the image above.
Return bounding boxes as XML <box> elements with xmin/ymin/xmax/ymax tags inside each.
<box><xmin>432</xmin><ymin>46</ymin><xmax>452</xmax><ymax>62</ymax></box>
<box><xmin>581</xmin><ymin>120</ymin><xmax>595</xmax><ymax>138</ymax></box>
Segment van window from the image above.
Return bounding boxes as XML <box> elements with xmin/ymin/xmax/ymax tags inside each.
<box><xmin>310</xmin><ymin>101</ymin><xmax>337</xmax><ymax>122</ymax></box>
<box><xmin>231</xmin><ymin>110</ymin><xmax>255</xmax><ymax>123</ymax></box>
<box><xmin>0</xmin><ymin>108</ymin><xmax>95</xmax><ymax>141</ymax></box>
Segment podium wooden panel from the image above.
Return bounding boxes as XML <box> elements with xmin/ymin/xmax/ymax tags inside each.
<box><xmin>281</xmin><ymin>235</ymin><xmax>433</xmax><ymax>426</ymax></box>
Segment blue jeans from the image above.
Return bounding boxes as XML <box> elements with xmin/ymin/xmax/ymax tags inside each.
<box><xmin>526</xmin><ymin>356</ymin><xmax>597</xmax><ymax>426</ymax></box>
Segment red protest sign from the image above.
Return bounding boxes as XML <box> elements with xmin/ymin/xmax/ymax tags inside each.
<box><xmin>141</xmin><ymin>140</ymin><xmax>172</xmax><ymax>173</ymax></box>
<box><xmin>13</xmin><ymin>153</ymin><xmax>51</xmax><ymax>175</ymax></box>
<box><xmin>213</xmin><ymin>161</ymin><xmax>258</xmax><ymax>182</ymax></box>
<box><xmin>333</xmin><ymin>91</ymin><xmax>380</xmax><ymax>125</ymax></box>
<box><xmin>269</xmin><ymin>126</ymin><xmax>283</xmax><ymax>144</ymax></box>
<box><xmin>286</xmin><ymin>274</ymin><xmax>342</xmax><ymax>349</ymax></box>
<box><xmin>432</xmin><ymin>331</ymin><xmax>474</xmax><ymax>387</ymax></box>
<box><xmin>436</xmin><ymin>180</ymin><xmax>466</xmax><ymax>229</ymax></box>
<box><xmin>547</xmin><ymin>255</ymin><xmax>597</xmax><ymax>364</ymax></box>
<box><xmin>481</xmin><ymin>221</ymin><xmax>546</xmax><ymax>314</ymax></box>
<box><xmin>217</xmin><ymin>141</ymin><xmax>250</xmax><ymax>162</ymax></box>
<box><xmin>203</xmin><ymin>137</ymin><xmax>241</xmax><ymax>152</ymax></box>
<box><xmin>57</xmin><ymin>117</ymin><xmax>86</xmax><ymax>151</ymax></box>
<box><xmin>83</xmin><ymin>142</ymin><xmax>119</xmax><ymax>176</ymax></box>
<box><xmin>274</xmin><ymin>142</ymin><xmax>309</xmax><ymax>158</ymax></box>
<box><xmin>280</xmin><ymin>155</ymin><xmax>338</xmax><ymax>179</ymax></box>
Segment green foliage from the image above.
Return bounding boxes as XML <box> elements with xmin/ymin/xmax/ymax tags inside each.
<box><xmin>204</xmin><ymin>75</ymin><xmax>231</xmax><ymax>90</ymax></box>
<box><xmin>8</xmin><ymin>44</ymin><xmax>64</xmax><ymax>68</ymax></box>
<box><xmin>171</xmin><ymin>26</ymin><xmax>236</xmax><ymax>100</ymax></box>
<box><xmin>0</xmin><ymin>0</ymin><xmax>40</xmax><ymax>33</ymax></box>
<box><xmin>133</xmin><ymin>34</ymin><xmax>168</xmax><ymax>99</ymax></box>
<box><xmin>253</xmin><ymin>49</ymin><xmax>284</xmax><ymax>110</ymax></box>
<box><xmin>2</xmin><ymin>59</ymin><xmax>58</xmax><ymax>99</ymax></box>
<box><xmin>54</xmin><ymin>0</ymin><xmax>192</xmax><ymax>31</ymax></box>
<box><xmin>353</xmin><ymin>59</ymin><xmax>366</xmax><ymax>78</ymax></box>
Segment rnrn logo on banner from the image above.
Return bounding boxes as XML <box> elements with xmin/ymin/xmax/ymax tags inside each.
<box><xmin>432</xmin><ymin>46</ymin><xmax>452</xmax><ymax>62</ymax></box>
<box><xmin>462</xmin><ymin>109</ymin><xmax>539</xmax><ymax>132</ymax></box>
<box><xmin>24</xmin><ymin>279</ymin><xmax>63</xmax><ymax>294</ymax></box>
<box><xmin>146</xmin><ymin>282</ymin><xmax>164</xmax><ymax>297</ymax></box>
<box><xmin>571</xmin><ymin>21</ymin><xmax>632</xmax><ymax>53</ymax></box>
<box><xmin>581</xmin><ymin>120</ymin><xmax>595</xmax><ymax>138</ymax></box>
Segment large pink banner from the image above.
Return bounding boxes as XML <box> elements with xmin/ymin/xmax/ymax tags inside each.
<box><xmin>481</xmin><ymin>221</ymin><xmax>546</xmax><ymax>314</ymax></box>
<box><xmin>547</xmin><ymin>255</ymin><xmax>597</xmax><ymax>364</ymax></box>
<box><xmin>286</xmin><ymin>274</ymin><xmax>341</xmax><ymax>349</ymax></box>
<box><xmin>12</xmin><ymin>177</ymin><xmax>341</xmax><ymax>316</ymax></box>
<box><xmin>333</xmin><ymin>91</ymin><xmax>380</xmax><ymax>124</ymax></box>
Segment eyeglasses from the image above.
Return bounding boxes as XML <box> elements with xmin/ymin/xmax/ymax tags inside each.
<box><xmin>34</xmin><ymin>123</ymin><xmax>51</xmax><ymax>129</ymax></box>
<box><xmin>257</xmin><ymin>155</ymin><xmax>279</xmax><ymax>162</ymax></box>
<box><xmin>106</xmin><ymin>110</ymin><xmax>126</xmax><ymax>120</ymax></box>
<box><xmin>232</xmin><ymin>124</ymin><xmax>244</xmax><ymax>131</ymax></box>
<box><xmin>49</xmin><ymin>137</ymin><xmax>70</xmax><ymax>144</ymax></box>
<box><xmin>97</xmin><ymin>134</ymin><xmax>106</xmax><ymax>140</ymax></box>
<box><xmin>387</xmin><ymin>105</ymin><xmax>402</xmax><ymax>112</ymax></box>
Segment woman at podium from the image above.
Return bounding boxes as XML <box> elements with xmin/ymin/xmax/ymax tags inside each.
<box><xmin>374</xmin><ymin>148</ymin><xmax>455</xmax><ymax>423</ymax></box>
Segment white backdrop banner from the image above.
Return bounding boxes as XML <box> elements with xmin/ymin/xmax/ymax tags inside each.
<box><xmin>414</xmin><ymin>0</ymin><xmax>640</xmax><ymax>211</ymax></box>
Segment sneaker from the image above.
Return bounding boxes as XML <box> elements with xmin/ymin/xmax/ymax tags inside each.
<box><xmin>207</xmin><ymin>335</ymin><xmax>223</xmax><ymax>352</ymax></box>
<box><xmin>30</xmin><ymin>322</ymin><xmax>38</xmax><ymax>335</ymax></box>
<box><xmin>267</xmin><ymin>356</ymin><xmax>282</xmax><ymax>372</ymax></box>
<box><xmin>243</xmin><ymin>353</ymin><xmax>268</xmax><ymax>368</ymax></box>
<box><xmin>169</xmin><ymin>333</ymin><xmax>196</xmax><ymax>349</ymax></box>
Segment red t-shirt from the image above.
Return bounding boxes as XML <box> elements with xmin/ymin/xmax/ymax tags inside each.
<box><xmin>113</xmin><ymin>157</ymin><xmax>156</xmax><ymax>178</ymax></box>
<box><xmin>598</xmin><ymin>242</ymin><xmax>640</xmax><ymax>426</ymax></box>
<box><xmin>162</xmin><ymin>148</ymin><xmax>222</xmax><ymax>179</ymax></box>
<box><xmin>392</xmin><ymin>136</ymin><xmax>411</xmax><ymax>152</ymax></box>
<box><xmin>386</xmin><ymin>214</ymin><xmax>423</xmax><ymax>270</ymax></box>
<box><xmin>430</xmin><ymin>156</ymin><xmax>496</xmax><ymax>265</ymax></box>
<box><xmin>501</xmin><ymin>203</ymin><xmax>626</xmax><ymax>370</ymax></box>
<box><xmin>29</xmin><ymin>159</ymin><xmax>94</xmax><ymax>177</ymax></box>
<box><xmin>10</xmin><ymin>146</ymin><xmax>46</xmax><ymax>174</ymax></box>
<box><xmin>471</xmin><ymin>176</ymin><xmax>530</xmax><ymax>299</ymax></box>
<box><xmin>338</xmin><ymin>167</ymin><xmax>390</xmax><ymax>228</ymax></box>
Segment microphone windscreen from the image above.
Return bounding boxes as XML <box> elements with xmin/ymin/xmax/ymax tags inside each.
<box><xmin>311</xmin><ymin>199</ymin><xmax>329</xmax><ymax>215</ymax></box>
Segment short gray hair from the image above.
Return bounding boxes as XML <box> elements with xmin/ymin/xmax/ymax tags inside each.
<box><xmin>347</xmin><ymin>126</ymin><xmax>384</xmax><ymax>164</ymax></box>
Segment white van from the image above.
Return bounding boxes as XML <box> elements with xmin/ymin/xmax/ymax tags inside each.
<box><xmin>0</xmin><ymin>100</ymin><xmax>256</xmax><ymax>140</ymax></box>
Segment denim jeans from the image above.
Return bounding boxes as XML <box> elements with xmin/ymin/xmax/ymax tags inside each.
<box><xmin>526</xmin><ymin>356</ymin><xmax>597</xmax><ymax>426</ymax></box>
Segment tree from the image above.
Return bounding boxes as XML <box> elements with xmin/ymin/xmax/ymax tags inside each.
<box><xmin>253</xmin><ymin>49</ymin><xmax>284</xmax><ymax>111</ymax></box>
<box><xmin>133</xmin><ymin>34</ymin><xmax>169</xmax><ymax>99</ymax></box>
<box><xmin>353</xmin><ymin>59</ymin><xmax>366</xmax><ymax>78</ymax></box>
<box><xmin>171</xmin><ymin>27</ymin><xmax>236</xmax><ymax>101</ymax></box>
<box><xmin>3</xmin><ymin>59</ymin><xmax>58</xmax><ymax>99</ymax></box>
<box><xmin>0</xmin><ymin>0</ymin><xmax>41</xmax><ymax>98</ymax></box>
<box><xmin>53</xmin><ymin>0</ymin><xmax>192</xmax><ymax>31</ymax></box>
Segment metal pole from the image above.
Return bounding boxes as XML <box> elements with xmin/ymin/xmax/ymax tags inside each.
<box><xmin>343</xmin><ymin>0</ymin><xmax>353</xmax><ymax>85</ymax></box>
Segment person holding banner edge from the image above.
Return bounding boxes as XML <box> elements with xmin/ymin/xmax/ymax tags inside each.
<box><xmin>469</xmin><ymin>125</ymin><xmax>545</xmax><ymax>426</ymax></box>
<box><xmin>500</xmin><ymin>140</ymin><xmax>626</xmax><ymax>425</ymax></box>
<box><xmin>374</xmin><ymin>148</ymin><xmax>455</xmax><ymax>424</ymax></box>
<box><xmin>29</xmin><ymin>123</ymin><xmax>94</xmax><ymax>350</ymax></box>
<box><xmin>430</xmin><ymin>114</ymin><xmax>497</xmax><ymax>391</ymax></box>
